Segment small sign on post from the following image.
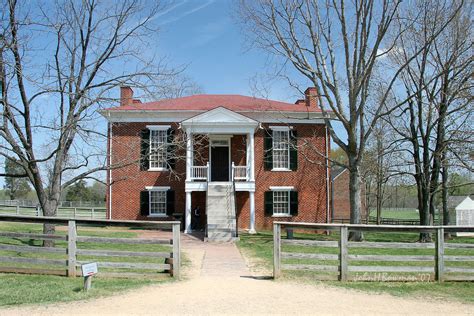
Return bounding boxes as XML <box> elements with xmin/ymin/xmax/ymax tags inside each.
<box><xmin>81</xmin><ymin>262</ymin><xmax>98</xmax><ymax>291</ymax></box>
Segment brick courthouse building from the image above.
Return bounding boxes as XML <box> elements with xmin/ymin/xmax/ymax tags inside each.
<box><xmin>101</xmin><ymin>87</ymin><xmax>334</xmax><ymax>240</ymax></box>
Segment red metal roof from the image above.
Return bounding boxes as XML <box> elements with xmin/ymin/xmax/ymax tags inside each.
<box><xmin>105</xmin><ymin>94</ymin><xmax>322</xmax><ymax>113</ymax></box>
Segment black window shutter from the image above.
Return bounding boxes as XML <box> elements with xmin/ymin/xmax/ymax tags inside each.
<box><xmin>264</xmin><ymin>130</ymin><xmax>273</xmax><ymax>170</ymax></box>
<box><xmin>167</xmin><ymin>128</ymin><xmax>176</xmax><ymax>170</ymax></box>
<box><xmin>289</xmin><ymin>130</ymin><xmax>298</xmax><ymax>171</ymax></box>
<box><xmin>140</xmin><ymin>129</ymin><xmax>150</xmax><ymax>171</ymax></box>
<box><xmin>140</xmin><ymin>190</ymin><xmax>150</xmax><ymax>216</ymax></box>
<box><xmin>264</xmin><ymin>191</ymin><xmax>273</xmax><ymax>216</ymax></box>
<box><xmin>290</xmin><ymin>191</ymin><xmax>298</xmax><ymax>216</ymax></box>
<box><xmin>166</xmin><ymin>190</ymin><xmax>175</xmax><ymax>216</ymax></box>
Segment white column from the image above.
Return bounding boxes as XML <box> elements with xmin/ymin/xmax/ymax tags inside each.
<box><xmin>185</xmin><ymin>191</ymin><xmax>192</xmax><ymax>233</ymax></box>
<box><xmin>249</xmin><ymin>191</ymin><xmax>256</xmax><ymax>234</ymax></box>
<box><xmin>186</xmin><ymin>132</ymin><xmax>193</xmax><ymax>181</ymax></box>
<box><xmin>247</xmin><ymin>132</ymin><xmax>255</xmax><ymax>181</ymax></box>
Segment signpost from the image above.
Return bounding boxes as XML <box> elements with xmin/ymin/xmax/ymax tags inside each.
<box><xmin>81</xmin><ymin>262</ymin><xmax>98</xmax><ymax>291</ymax></box>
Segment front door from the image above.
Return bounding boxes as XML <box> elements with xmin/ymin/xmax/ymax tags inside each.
<box><xmin>211</xmin><ymin>146</ymin><xmax>229</xmax><ymax>181</ymax></box>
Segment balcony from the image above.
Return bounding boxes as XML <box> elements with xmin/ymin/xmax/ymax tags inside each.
<box><xmin>189</xmin><ymin>162</ymin><xmax>249</xmax><ymax>182</ymax></box>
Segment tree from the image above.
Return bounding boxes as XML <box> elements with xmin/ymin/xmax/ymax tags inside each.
<box><xmin>65</xmin><ymin>180</ymin><xmax>91</xmax><ymax>202</ymax></box>
<box><xmin>386</xmin><ymin>0</ymin><xmax>472</xmax><ymax>240</ymax></box>
<box><xmin>0</xmin><ymin>0</ymin><xmax>179</xmax><ymax>244</ymax></box>
<box><xmin>238</xmin><ymin>0</ymin><xmax>459</xmax><ymax>240</ymax></box>
<box><xmin>3</xmin><ymin>158</ymin><xmax>30</xmax><ymax>200</ymax></box>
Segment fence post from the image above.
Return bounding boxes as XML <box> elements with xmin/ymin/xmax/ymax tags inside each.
<box><xmin>339</xmin><ymin>226</ymin><xmax>348</xmax><ymax>282</ymax></box>
<box><xmin>435</xmin><ymin>227</ymin><xmax>444</xmax><ymax>282</ymax></box>
<box><xmin>67</xmin><ymin>220</ymin><xmax>77</xmax><ymax>277</ymax></box>
<box><xmin>172</xmin><ymin>222</ymin><xmax>181</xmax><ymax>279</ymax></box>
<box><xmin>74</xmin><ymin>207</ymin><xmax>77</xmax><ymax>218</ymax></box>
<box><xmin>273</xmin><ymin>223</ymin><xmax>281</xmax><ymax>279</ymax></box>
<box><xmin>91</xmin><ymin>208</ymin><xmax>95</xmax><ymax>219</ymax></box>
<box><xmin>16</xmin><ymin>201</ymin><xmax>20</xmax><ymax>215</ymax></box>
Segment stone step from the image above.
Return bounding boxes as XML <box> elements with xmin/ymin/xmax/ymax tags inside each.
<box><xmin>207</xmin><ymin>232</ymin><xmax>235</xmax><ymax>241</ymax></box>
<box><xmin>207</xmin><ymin>227</ymin><xmax>235</xmax><ymax>233</ymax></box>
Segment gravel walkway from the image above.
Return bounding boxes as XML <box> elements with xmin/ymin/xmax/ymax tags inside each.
<box><xmin>2</xmin><ymin>234</ymin><xmax>473</xmax><ymax>315</ymax></box>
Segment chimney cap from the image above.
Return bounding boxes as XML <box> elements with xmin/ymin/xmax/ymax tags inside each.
<box><xmin>304</xmin><ymin>87</ymin><xmax>318</xmax><ymax>95</ymax></box>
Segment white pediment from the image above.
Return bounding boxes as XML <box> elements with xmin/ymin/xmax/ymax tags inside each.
<box><xmin>182</xmin><ymin>107</ymin><xmax>257</xmax><ymax>124</ymax></box>
<box><xmin>181</xmin><ymin>107</ymin><xmax>258</xmax><ymax>134</ymax></box>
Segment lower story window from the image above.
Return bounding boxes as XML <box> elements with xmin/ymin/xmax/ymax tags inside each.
<box><xmin>264</xmin><ymin>188</ymin><xmax>298</xmax><ymax>217</ymax></box>
<box><xmin>273</xmin><ymin>191</ymin><xmax>290</xmax><ymax>215</ymax></box>
<box><xmin>149</xmin><ymin>190</ymin><xmax>166</xmax><ymax>215</ymax></box>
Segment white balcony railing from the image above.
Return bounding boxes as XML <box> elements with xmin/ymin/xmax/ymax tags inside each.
<box><xmin>190</xmin><ymin>162</ymin><xmax>209</xmax><ymax>180</ymax></box>
<box><xmin>232</xmin><ymin>162</ymin><xmax>249</xmax><ymax>181</ymax></box>
<box><xmin>189</xmin><ymin>162</ymin><xmax>249</xmax><ymax>181</ymax></box>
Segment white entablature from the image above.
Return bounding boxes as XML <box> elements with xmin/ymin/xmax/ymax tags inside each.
<box><xmin>181</xmin><ymin>106</ymin><xmax>259</xmax><ymax>134</ymax></box>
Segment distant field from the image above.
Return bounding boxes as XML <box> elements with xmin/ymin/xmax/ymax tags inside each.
<box><xmin>369</xmin><ymin>209</ymin><xmax>420</xmax><ymax>220</ymax></box>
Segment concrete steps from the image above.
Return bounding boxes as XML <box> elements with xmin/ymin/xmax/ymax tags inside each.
<box><xmin>206</xmin><ymin>182</ymin><xmax>236</xmax><ymax>242</ymax></box>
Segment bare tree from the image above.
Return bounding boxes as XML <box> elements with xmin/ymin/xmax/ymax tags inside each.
<box><xmin>238</xmin><ymin>0</ymin><xmax>460</xmax><ymax>240</ymax></box>
<box><xmin>386</xmin><ymin>0</ymin><xmax>473</xmax><ymax>241</ymax></box>
<box><xmin>0</xmin><ymin>0</ymin><xmax>180</xmax><ymax>243</ymax></box>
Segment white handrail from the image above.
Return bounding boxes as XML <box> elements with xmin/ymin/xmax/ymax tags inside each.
<box><xmin>191</xmin><ymin>164</ymin><xmax>209</xmax><ymax>180</ymax></box>
<box><xmin>232</xmin><ymin>163</ymin><xmax>248</xmax><ymax>181</ymax></box>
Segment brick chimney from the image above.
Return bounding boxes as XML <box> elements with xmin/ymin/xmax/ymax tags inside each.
<box><xmin>304</xmin><ymin>87</ymin><xmax>318</xmax><ymax>108</ymax></box>
<box><xmin>120</xmin><ymin>86</ymin><xmax>134</xmax><ymax>107</ymax></box>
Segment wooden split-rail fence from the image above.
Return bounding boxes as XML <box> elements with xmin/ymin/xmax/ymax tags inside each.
<box><xmin>0</xmin><ymin>215</ymin><xmax>181</xmax><ymax>279</ymax></box>
<box><xmin>274</xmin><ymin>222</ymin><xmax>474</xmax><ymax>282</ymax></box>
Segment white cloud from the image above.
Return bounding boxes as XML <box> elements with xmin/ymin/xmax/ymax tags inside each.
<box><xmin>158</xmin><ymin>0</ymin><xmax>216</xmax><ymax>26</ymax></box>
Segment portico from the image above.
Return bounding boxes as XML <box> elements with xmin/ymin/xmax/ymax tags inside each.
<box><xmin>181</xmin><ymin>107</ymin><xmax>259</xmax><ymax>236</ymax></box>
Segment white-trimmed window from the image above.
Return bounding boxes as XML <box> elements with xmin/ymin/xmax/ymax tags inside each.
<box><xmin>146</xmin><ymin>186</ymin><xmax>170</xmax><ymax>216</ymax></box>
<box><xmin>265</xmin><ymin>186</ymin><xmax>298</xmax><ymax>217</ymax></box>
<box><xmin>272</xmin><ymin>128</ymin><xmax>290</xmax><ymax>170</ymax></box>
<box><xmin>147</xmin><ymin>125</ymin><xmax>171</xmax><ymax>170</ymax></box>
<box><xmin>149</xmin><ymin>190</ymin><xmax>166</xmax><ymax>215</ymax></box>
<box><xmin>273</xmin><ymin>190</ymin><xmax>290</xmax><ymax>215</ymax></box>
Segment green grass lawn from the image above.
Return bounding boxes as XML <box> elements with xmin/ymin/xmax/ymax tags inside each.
<box><xmin>0</xmin><ymin>222</ymin><xmax>173</xmax><ymax>307</ymax></box>
<box><xmin>237</xmin><ymin>231</ymin><xmax>474</xmax><ymax>304</ymax></box>
<box><xmin>0</xmin><ymin>273</ymin><xmax>161</xmax><ymax>307</ymax></box>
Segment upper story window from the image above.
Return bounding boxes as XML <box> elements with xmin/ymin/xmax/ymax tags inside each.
<box><xmin>150</xmin><ymin>129</ymin><xmax>168</xmax><ymax>169</ymax></box>
<box><xmin>141</xmin><ymin>125</ymin><xmax>174</xmax><ymax>171</ymax></box>
<box><xmin>272</xmin><ymin>130</ymin><xmax>290</xmax><ymax>170</ymax></box>
<box><xmin>264</xmin><ymin>126</ymin><xmax>298</xmax><ymax>171</ymax></box>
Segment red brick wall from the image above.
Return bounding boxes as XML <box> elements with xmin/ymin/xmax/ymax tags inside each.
<box><xmin>238</xmin><ymin>124</ymin><xmax>329</xmax><ymax>230</ymax></box>
<box><xmin>331</xmin><ymin>170</ymin><xmax>367</xmax><ymax>222</ymax></box>
<box><xmin>107</xmin><ymin>122</ymin><xmax>186</xmax><ymax>221</ymax></box>
<box><xmin>107</xmin><ymin>122</ymin><xmax>329</xmax><ymax>230</ymax></box>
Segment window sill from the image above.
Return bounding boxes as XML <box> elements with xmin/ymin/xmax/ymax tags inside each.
<box><xmin>272</xmin><ymin>214</ymin><xmax>293</xmax><ymax>218</ymax></box>
<box><xmin>148</xmin><ymin>168</ymin><xmax>169</xmax><ymax>172</ymax></box>
<box><xmin>271</xmin><ymin>168</ymin><xmax>292</xmax><ymax>172</ymax></box>
<box><xmin>148</xmin><ymin>214</ymin><xmax>168</xmax><ymax>218</ymax></box>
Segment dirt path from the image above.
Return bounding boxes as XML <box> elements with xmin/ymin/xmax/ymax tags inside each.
<box><xmin>2</xmin><ymin>235</ymin><xmax>473</xmax><ymax>315</ymax></box>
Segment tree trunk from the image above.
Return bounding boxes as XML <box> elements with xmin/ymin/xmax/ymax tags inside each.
<box><xmin>418</xmin><ymin>183</ymin><xmax>432</xmax><ymax>242</ymax></box>
<box><xmin>41</xmin><ymin>188</ymin><xmax>61</xmax><ymax>247</ymax></box>
<box><xmin>348</xmin><ymin>159</ymin><xmax>363</xmax><ymax>241</ymax></box>
<box><xmin>441</xmin><ymin>155</ymin><xmax>451</xmax><ymax>239</ymax></box>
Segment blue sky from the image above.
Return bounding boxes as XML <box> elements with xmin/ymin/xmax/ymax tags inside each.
<box><xmin>154</xmin><ymin>0</ymin><xmax>296</xmax><ymax>101</ymax></box>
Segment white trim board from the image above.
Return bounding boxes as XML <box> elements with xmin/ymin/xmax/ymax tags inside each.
<box><xmin>269</xmin><ymin>186</ymin><xmax>295</xmax><ymax>191</ymax></box>
<box><xmin>145</xmin><ymin>186</ymin><xmax>171</xmax><ymax>191</ymax></box>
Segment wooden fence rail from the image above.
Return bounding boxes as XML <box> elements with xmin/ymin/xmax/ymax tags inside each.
<box><xmin>0</xmin><ymin>204</ymin><xmax>107</xmax><ymax>219</ymax></box>
<box><xmin>0</xmin><ymin>215</ymin><xmax>180</xmax><ymax>279</ymax></box>
<box><xmin>274</xmin><ymin>222</ymin><xmax>474</xmax><ymax>282</ymax></box>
